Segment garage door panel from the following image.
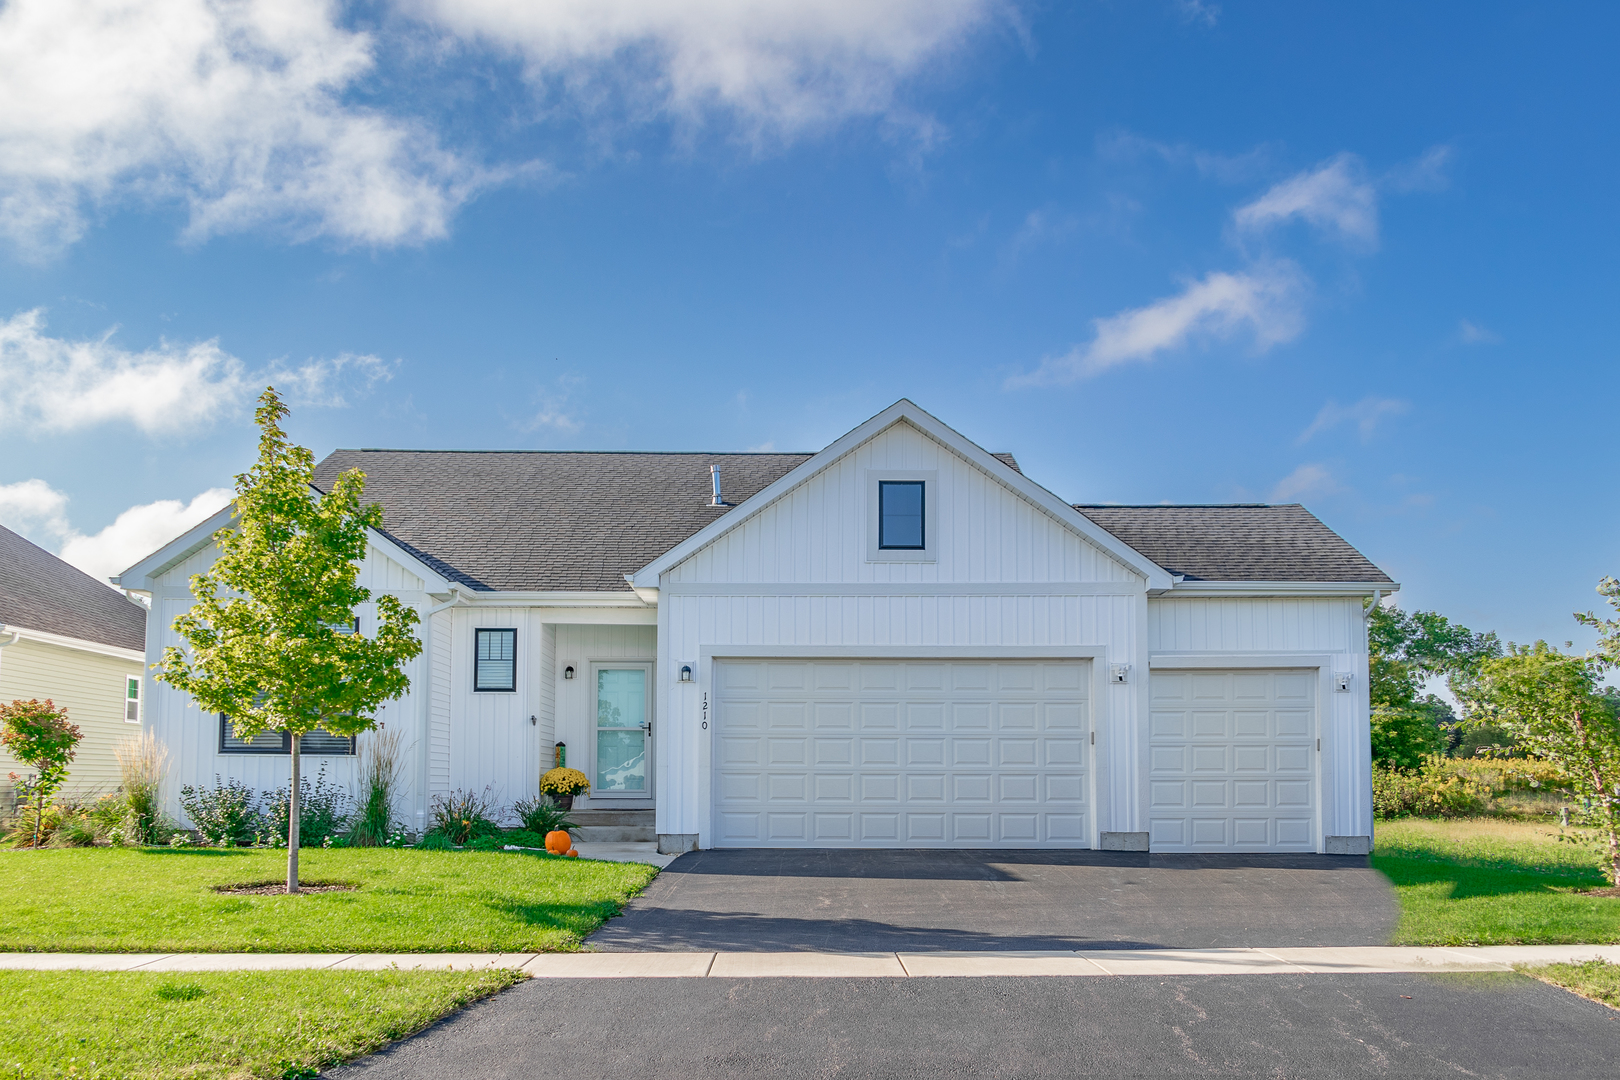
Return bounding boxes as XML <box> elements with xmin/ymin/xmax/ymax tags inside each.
<box><xmin>1149</xmin><ymin>669</ymin><xmax>1316</xmax><ymax>853</ymax></box>
<box><xmin>715</xmin><ymin>659</ymin><xmax>1090</xmax><ymax>847</ymax></box>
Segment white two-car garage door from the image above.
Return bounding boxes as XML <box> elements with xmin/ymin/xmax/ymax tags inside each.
<box><xmin>713</xmin><ymin>659</ymin><xmax>1090</xmax><ymax>847</ymax></box>
<box><xmin>1148</xmin><ymin>669</ymin><xmax>1317</xmax><ymax>852</ymax></box>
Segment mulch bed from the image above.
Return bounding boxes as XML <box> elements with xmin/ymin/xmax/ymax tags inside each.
<box><xmin>1577</xmin><ymin>887</ymin><xmax>1620</xmax><ymax>898</ymax></box>
<box><xmin>213</xmin><ymin>881</ymin><xmax>358</xmax><ymax>896</ymax></box>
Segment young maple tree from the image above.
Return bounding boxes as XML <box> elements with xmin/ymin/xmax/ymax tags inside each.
<box><xmin>0</xmin><ymin>699</ymin><xmax>81</xmax><ymax>849</ymax></box>
<box><xmin>157</xmin><ymin>388</ymin><xmax>421</xmax><ymax>892</ymax></box>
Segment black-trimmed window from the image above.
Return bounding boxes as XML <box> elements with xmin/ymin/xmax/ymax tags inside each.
<box><xmin>219</xmin><ymin>716</ymin><xmax>356</xmax><ymax>755</ymax></box>
<box><xmin>475</xmin><ymin>628</ymin><xmax>517</xmax><ymax>692</ymax></box>
<box><xmin>878</xmin><ymin>480</ymin><xmax>925</xmax><ymax>550</ymax></box>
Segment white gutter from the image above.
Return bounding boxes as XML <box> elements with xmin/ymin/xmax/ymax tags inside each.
<box><xmin>1166</xmin><ymin>580</ymin><xmax>1400</xmax><ymax>598</ymax></box>
<box><xmin>0</xmin><ymin>625</ymin><xmax>21</xmax><ymax>650</ymax></box>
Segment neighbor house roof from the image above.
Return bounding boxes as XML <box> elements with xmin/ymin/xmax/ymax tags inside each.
<box><xmin>1073</xmin><ymin>504</ymin><xmax>1394</xmax><ymax>584</ymax></box>
<box><xmin>0</xmin><ymin>525</ymin><xmax>148</xmax><ymax>650</ymax></box>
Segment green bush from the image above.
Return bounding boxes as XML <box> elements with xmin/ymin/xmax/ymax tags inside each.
<box><xmin>1371</xmin><ymin>704</ymin><xmax>1448</xmax><ymax>770</ymax></box>
<box><xmin>1373</xmin><ymin>759</ymin><xmax>1492</xmax><ymax>819</ymax></box>
<box><xmin>414</xmin><ymin>831</ymin><xmax>455</xmax><ymax>851</ymax></box>
<box><xmin>511</xmin><ymin>796</ymin><xmax>576</xmax><ymax>836</ymax></box>
<box><xmin>264</xmin><ymin>766</ymin><xmax>351</xmax><ymax>848</ymax></box>
<box><xmin>500</xmin><ymin>829</ymin><xmax>554</xmax><ymax>849</ymax></box>
<box><xmin>179</xmin><ymin>777</ymin><xmax>264</xmax><ymax>847</ymax></box>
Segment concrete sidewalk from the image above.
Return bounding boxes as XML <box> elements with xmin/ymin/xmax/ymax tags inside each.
<box><xmin>5</xmin><ymin>944</ymin><xmax>1619</xmax><ymax>977</ymax></box>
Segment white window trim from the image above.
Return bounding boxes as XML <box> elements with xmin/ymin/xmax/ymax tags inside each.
<box><xmin>124</xmin><ymin>675</ymin><xmax>142</xmax><ymax>723</ymax></box>
<box><xmin>865</xmin><ymin>469</ymin><xmax>938</xmax><ymax>563</ymax></box>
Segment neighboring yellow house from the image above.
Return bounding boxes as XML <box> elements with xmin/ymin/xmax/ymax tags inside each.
<box><xmin>0</xmin><ymin>524</ymin><xmax>148</xmax><ymax>802</ymax></box>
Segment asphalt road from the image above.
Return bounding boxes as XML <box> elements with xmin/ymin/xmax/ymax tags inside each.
<box><xmin>328</xmin><ymin>971</ymin><xmax>1620</xmax><ymax>1079</ymax></box>
<box><xmin>588</xmin><ymin>849</ymin><xmax>1400</xmax><ymax>951</ymax></box>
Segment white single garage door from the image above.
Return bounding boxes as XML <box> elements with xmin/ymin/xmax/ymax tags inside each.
<box><xmin>713</xmin><ymin>659</ymin><xmax>1090</xmax><ymax>848</ymax></box>
<box><xmin>1148</xmin><ymin>669</ymin><xmax>1317</xmax><ymax>852</ymax></box>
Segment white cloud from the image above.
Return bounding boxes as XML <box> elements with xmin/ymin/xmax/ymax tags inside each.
<box><xmin>270</xmin><ymin>353</ymin><xmax>398</xmax><ymax>408</ymax></box>
<box><xmin>0</xmin><ymin>479</ymin><xmax>231</xmax><ymax>586</ymax></box>
<box><xmin>1297</xmin><ymin>396</ymin><xmax>1409</xmax><ymax>444</ymax></box>
<box><xmin>522</xmin><ymin>375</ymin><xmax>584</xmax><ymax>434</ymax></box>
<box><xmin>1008</xmin><ymin>263</ymin><xmax>1305</xmax><ymax>385</ymax></box>
<box><xmin>1175</xmin><ymin>0</ymin><xmax>1220</xmax><ymax>27</ymax></box>
<box><xmin>408</xmin><ymin>0</ymin><xmax>997</xmax><ymax>144</ymax></box>
<box><xmin>747</xmin><ymin>440</ymin><xmax>776</xmax><ymax>452</ymax></box>
<box><xmin>1234</xmin><ymin>153</ymin><xmax>1378</xmax><ymax>246</ymax></box>
<box><xmin>0</xmin><ymin>309</ymin><xmax>248</xmax><ymax>434</ymax></box>
<box><xmin>0</xmin><ymin>479</ymin><xmax>73</xmax><ymax>542</ymax></box>
<box><xmin>1270</xmin><ymin>463</ymin><xmax>1337</xmax><ymax>503</ymax></box>
<box><xmin>1458</xmin><ymin>319</ymin><xmax>1501</xmax><ymax>345</ymax></box>
<box><xmin>0</xmin><ymin>309</ymin><xmax>397</xmax><ymax>435</ymax></box>
<box><xmin>0</xmin><ymin>0</ymin><xmax>478</xmax><ymax>256</ymax></box>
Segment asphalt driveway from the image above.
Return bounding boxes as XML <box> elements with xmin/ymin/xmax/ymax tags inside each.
<box><xmin>587</xmin><ymin>848</ymin><xmax>1399</xmax><ymax>952</ymax></box>
<box><xmin>328</xmin><ymin>971</ymin><xmax>1620</xmax><ymax>1079</ymax></box>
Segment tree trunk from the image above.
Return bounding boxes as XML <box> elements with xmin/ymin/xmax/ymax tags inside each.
<box><xmin>33</xmin><ymin>779</ymin><xmax>43</xmax><ymax>850</ymax></box>
<box><xmin>287</xmin><ymin>732</ymin><xmax>301</xmax><ymax>894</ymax></box>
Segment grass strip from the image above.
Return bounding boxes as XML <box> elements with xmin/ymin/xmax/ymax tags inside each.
<box><xmin>0</xmin><ymin>968</ymin><xmax>521</xmax><ymax>1079</ymax></box>
<box><xmin>1519</xmin><ymin>959</ymin><xmax>1620</xmax><ymax>1011</ymax></box>
<box><xmin>1373</xmin><ymin>818</ymin><xmax>1620</xmax><ymax>946</ymax></box>
<box><xmin>0</xmin><ymin>848</ymin><xmax>657</xmax><ymax>953</ymax></box>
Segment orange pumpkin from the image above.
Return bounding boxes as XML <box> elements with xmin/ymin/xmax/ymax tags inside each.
<box><xmin>566</xmin><ymin>850</ymin><xmax>579</xmax><ymax>858</ymax></box>
<box><xmin>545</xmin><ymin>830</ymin><xmax>572</xmax><ymax>855</ymax></box>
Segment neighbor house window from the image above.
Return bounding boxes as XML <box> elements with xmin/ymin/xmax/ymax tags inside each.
<box><xmin>474</xmin><ymin>628</ymin><xmax>517</xmax><ymax>692</ymax></box>
<box><xmin>124</xmin><ymin>676</ymin><xmax>141</xmax><ymax>723</ymax></box>
<box><xmin>878</xmin><ymin>480</ymin><xmax>926</xmax><ymax>550</ymax></box>
<box><xmin>218</xmin><ymin>716</ymin><xmax>355</xmax><ymax>755</ymax></box>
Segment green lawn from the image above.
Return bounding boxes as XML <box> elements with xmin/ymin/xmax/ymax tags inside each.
<box><xmin>0</xmin><ymin>968</ymin><xmax>521</xmax><ymax>1079</ymax></box>
<box><xmin>0</xmin><ymin>848</ymin><xmax>657</xmax><ymax>953</ymax></box>
<box><xmin>1374</xmin><ymin>818</ymin><xmax>1620</xmax><ymax>945</ymax></box>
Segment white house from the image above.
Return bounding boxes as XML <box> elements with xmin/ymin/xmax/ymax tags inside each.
<box><xmin>117</xmin><ymin>400</ymin><xmax>1395</xmax><ymax>855</ymax></box>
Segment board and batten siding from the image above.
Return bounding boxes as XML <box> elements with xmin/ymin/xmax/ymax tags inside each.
<box><xmin>666</xmin><ymin>422</ymin><xmax>1139</xmax><ymax>586</ymax></box>
<box><xmin>656</xmin><ymin>420</ymin><xmax>1150</xmax><ymax>847</ymax></box>
<box><xmin>0</xmin><ymin>636</ymin><xmax>144</xmax><ymax>795</ymax></box>
<box><xmin>144</xmin><ymin>540</ymin><xmax>433</xmax><ymax>828</ymax></box>
<box><xmin>1147</xmin><ymin>596</ymin><xmax>1373</xmax><ymax>843</ymax></box>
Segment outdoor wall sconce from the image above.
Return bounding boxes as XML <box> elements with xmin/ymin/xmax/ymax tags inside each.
<box><xmin>679</xmin><ymin>664</ymin><xmax>693</xmax><ymax>683</ymax></box>
<box><xmin>563</xmin><ymin>665</ymin><xmax>575</xmax><ymax>679</ymax></box>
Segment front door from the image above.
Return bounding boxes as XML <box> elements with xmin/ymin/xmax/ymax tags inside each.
<box><xmin>593</xmin><ymin>664</ymin><xmax>652</xmax><ymax>799</ymax></box>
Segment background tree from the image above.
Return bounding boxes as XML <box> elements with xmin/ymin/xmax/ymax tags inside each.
<box><xmin>1368</xmin><ymin>604</ymin><xmax>1500</xmax><ymax>768</ymax></box>
<box><xmin>1469</xmin><ymin>642</ymin><xmax>1620</xmax><ymax>884</ymax></box>
<box><xmin>0</xmin><ymin>699</ymin><xmax>81</xmax><ymax>848</ymax></box>
<box><xmin>157</xmin><ymin>388</ymin><xmax>421</xmax><ymax>892</ymax></box>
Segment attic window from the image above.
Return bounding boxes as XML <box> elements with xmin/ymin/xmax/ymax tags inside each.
<box><xmin>878</xmin><ymin>481</ymin><xmax>926</xmax><ymax>550</ymax></box>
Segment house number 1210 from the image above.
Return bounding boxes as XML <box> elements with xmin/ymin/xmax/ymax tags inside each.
<box><xmin>701</xmin><ymin>692</ymin><xmax>708</xmax><ymax>729</ymax></box>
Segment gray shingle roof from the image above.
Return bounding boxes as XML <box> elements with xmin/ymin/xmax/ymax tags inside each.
<box><xmin>0</xmin><ymin>525</ymin><xmax>147</xmax><ymax>650</ymax></box>
<box><xmin>1074</xmin><ymin>504</ymin><xmax>1393</xmax><ymax>584</ymax></box>
<box><xmin>311</xmin><ymin>451</ymin><xmax>1384</xmax><ymax>591</ymax></box>
<box><xmin>314</xmin><ymin>451</ymin><xmax>818</xmax><ymax>592</ymax></box>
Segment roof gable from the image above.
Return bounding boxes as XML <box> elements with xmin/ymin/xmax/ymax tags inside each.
<box><xmin>634</xmin><ymin>400</ymin><xmax>1174</xmax><ymax>590</ymax></box>
<box><xmin>0</xmin><ymin>525</ymin><xmax>146</xmax><ymax>650</ymax></box>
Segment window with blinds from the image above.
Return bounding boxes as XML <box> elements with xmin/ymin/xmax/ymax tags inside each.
<box><xmin>218</xmin><ymin>716</ymin><xmax>356</xmax><ymax>755</ymax></box>
<box><xmin>475</xmin><ymin>628</ymin><xmax>517</xmax><ymax>692</ymax></box>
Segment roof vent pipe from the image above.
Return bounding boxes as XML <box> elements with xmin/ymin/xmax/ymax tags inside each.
<box><xmin>709</xmin><ymin>465</ymin><xmax>731</xmax><ymax>507</ymax></box>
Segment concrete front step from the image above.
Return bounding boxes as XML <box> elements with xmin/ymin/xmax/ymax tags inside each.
<box><xmin>567</xmin><ymin>810</ymin><xmax>655</xmax><ymax>843</ymax></box>
<box><xmin>568</xmin><ymin>810</ymin><xmax>654</xmax><ymax>827</ymax></box>
<box><xmin>572</xmin><ymin>825</ymin><xmax>656</xmax><ymax>842</ymax></box>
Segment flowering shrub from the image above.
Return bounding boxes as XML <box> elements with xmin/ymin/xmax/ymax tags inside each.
<box><xmin>427</xmin><ymin>787</ymin><xmax>502</xmax><ymax>845</ymax></box>
<box><xmin>539</xmin><ymin>768</ymin><xmax>590</xmax><ymax>798</ymax></box>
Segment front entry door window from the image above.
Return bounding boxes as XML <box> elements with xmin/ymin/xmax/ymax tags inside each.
<box><xmin>596</xmin><ymin>667</ymin><xmax>649</xmax><ymax>794</ymax></box>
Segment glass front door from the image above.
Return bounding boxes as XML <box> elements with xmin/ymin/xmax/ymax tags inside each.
<box><xmin>595</xmin><ymin>667</ymin><xmax>649</xmax><ymax>796</ymax></box>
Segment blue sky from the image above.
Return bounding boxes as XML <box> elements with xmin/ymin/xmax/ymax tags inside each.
<box><xmin>0</xmin><ymin>1</ymin><xmax>1613</xmax><ymax>650</ymax></box>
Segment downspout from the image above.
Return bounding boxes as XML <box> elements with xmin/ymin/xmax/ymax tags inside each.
<box><xmin>416</xmin><ymin>589</ymin><xmax>464</xmax><ymax>837</ymax></box>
